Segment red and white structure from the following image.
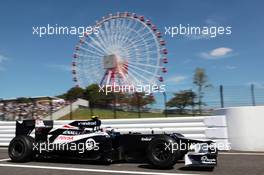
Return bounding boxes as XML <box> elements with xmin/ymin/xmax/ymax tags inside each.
<box><xmin>72</xmin><ymin>12</ymin><xmax>168</xmax><ymax>87</ymax></box>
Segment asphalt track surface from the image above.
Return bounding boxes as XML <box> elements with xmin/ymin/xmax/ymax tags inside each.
<box><xmin>0</xmin><ymin>148</ymin><xmax>264</xmax><ymax>175</ymax></box>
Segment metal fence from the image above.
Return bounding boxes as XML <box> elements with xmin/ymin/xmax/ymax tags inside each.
<box><xmin>1</xmin><ymin>84</ymin><xmax>264</xmax><ymax>120</ymax></box>
<box><xmin>202</xmin><ymin>84</ymin><xmax>264</xmax><ymax>108</ymax></box>
<box><xmin>129</xmin><ymin>84</ymin><xmax>264</xmax><ymax>115</ymax></box>
<box><xmin>60</xmin><ymin>84</ymin><xmax>264</xmax><ymax>119</ymax></box>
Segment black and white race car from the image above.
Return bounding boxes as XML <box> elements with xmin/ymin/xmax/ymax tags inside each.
<box><xmin>8</xmin><ymin>117</ymin><xmax>217</xmax><ymax>169</ymax></box>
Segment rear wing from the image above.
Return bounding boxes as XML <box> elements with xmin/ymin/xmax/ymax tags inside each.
<box><xmin>16</xmin><ymin>120</ymin><xmax>53</xmax><ymax>141</ymax></box>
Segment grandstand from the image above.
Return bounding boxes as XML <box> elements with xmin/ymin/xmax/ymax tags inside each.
<box><xmin>0</xmin><ymin>96</ymin><xmax>67</xmax><ymax>120</ymax></box>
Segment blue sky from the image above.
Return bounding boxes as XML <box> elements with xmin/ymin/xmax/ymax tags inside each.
<box><xmin>0</xmin><ymin>0</ymin><xmax>264</xmax><ymax>99</ymax></box>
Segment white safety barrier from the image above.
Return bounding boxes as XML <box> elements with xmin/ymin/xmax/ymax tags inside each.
<box><xmin>0</xmin><ymin>116</ymin><xmax>229</xmax><ymax>149</ymax></box>
<box><xmin>216</xmin><ymin>106</ymin><xmax>264</xmax><ymax>151</ymax></box>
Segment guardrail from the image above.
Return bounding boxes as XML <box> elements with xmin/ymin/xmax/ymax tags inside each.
<box><xmin>216</xmin><ymin>106</ymin><xmax>264</xmax><ymax>151</ymax></box>
<box><xmin>0</xmin><ymin>115</ymin><xmax>229</xmax><ymax>149</ymax></box>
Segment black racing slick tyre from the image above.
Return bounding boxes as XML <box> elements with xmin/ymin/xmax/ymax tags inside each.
<box><xmin>146</xmin><ymin>135</ymin><xmax>181</xmax><ymax>169</ymax></box>
<box><xmin>8</xmin><ymin>135</ymin><xmax>35</xmax><ymax>162</ymax></box>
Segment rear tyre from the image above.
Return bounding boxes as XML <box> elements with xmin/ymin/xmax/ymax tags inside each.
<box><xmin>8</xmin><ymin>135</ymin><xmax>35</xmax><ymax>162</ymax></box>
<box><xmin>146</xmin><ymin>135</ymin><xmax>180</xmax><ymax>169</ymax></box>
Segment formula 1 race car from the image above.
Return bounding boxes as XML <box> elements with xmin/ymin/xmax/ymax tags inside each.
<box><xmin>8</xmin><ymin>118</ymin><xmax>217</xmax><ymax>169</ymax></box>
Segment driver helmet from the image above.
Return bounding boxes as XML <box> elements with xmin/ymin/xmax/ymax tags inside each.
<box><xmin>91</xmin><ymin>115</ymin><xmax>99</xmax><ymax>120</ymax></box>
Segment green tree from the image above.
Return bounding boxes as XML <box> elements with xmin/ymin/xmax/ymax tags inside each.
<box><xmin>128</xmin><ymin>93</ymin><xmax>155</xmax><ymax>107</ymax></box>
<box><xmin>16</xmin><ymin>97</ymin><xmax>31</xmax><ymax>104</ymax></box>
<box><xmin>65</xmin><ymin>86</ymin><xmax>85</xmax><ymax>101</ymax></box>
<box><xmin>128</xmin><ymin>92</ymin><xmax>155</xmax><ymax>116</ymax></box>
<box><xmin>166</xmin><ymin>90</ymin><xmax>196</xmax><ymax>114</ymax></box>
<box><xmin>83</xmin><ymin>84</ymin><xmax>114</xmax><ymax>114</ymax></box>
<box><xmin>193</xmin><ymin>68</ymin><xmax>211</xmax><ymax>114</ymax></box>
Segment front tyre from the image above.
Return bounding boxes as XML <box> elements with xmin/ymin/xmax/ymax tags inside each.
<box><xmin>8</xmin><ymin>135</ymin><xmax>35</xmax><ymax>162</ymax></box>
<box><xmin>147</xmin><ymin>135</ymin><xmax>180</xmax><ymax>169</ymax></box>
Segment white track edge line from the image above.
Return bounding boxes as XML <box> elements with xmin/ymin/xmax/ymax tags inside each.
<box><xmin>0</xmin><ymin>163</ymin><xmax>201</xmax><ymax>175</ymax></box>
<box><xmin>219</xmin><ymin>152</ymin><xmax>264</xmax><ymax>156</ymax></box>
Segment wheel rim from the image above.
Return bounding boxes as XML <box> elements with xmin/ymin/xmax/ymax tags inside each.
<box><xmin>11</xmin><ymin>140</ymin><xmax>25</xmax><ymax>157</ymax></box>
<box><xmin>152</xmin><ymin>142</ymin><xmax>171</xmax><ymax>161</ymax></box>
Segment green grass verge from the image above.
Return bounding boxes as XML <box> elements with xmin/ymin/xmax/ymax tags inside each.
<box><xmin>59</xmin><ymin>108</ymin><xmax>191</xmax><ymax>120</ymax></box>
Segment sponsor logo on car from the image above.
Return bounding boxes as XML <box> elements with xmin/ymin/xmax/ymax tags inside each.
<box><xmin>141</xmin><ymin>137</ymin><xmax>152</xmax><ymax>141</ymax></box>
<box><xmin>201</xmin><ymin>156</ymin><xmax>216</xmax><ymax>164</ymax></box>
<box><xmin>85</xmin><ymin>138</ymin><xmax>99</xmax><ymax>151</ymax></box>
<box><xmin>62</xmin><ymin>130</ymin><xmax>82</xmax><ymax>135</ymax></box>
<box><xmin>77</xmin><ymin>121</ymin><xmax>97</xmax><ymax>126</ymax></box>
<box><xmin>57</xmin><ymin>135</ymin><xmax>74</xmax><ymax>141</ymax></box>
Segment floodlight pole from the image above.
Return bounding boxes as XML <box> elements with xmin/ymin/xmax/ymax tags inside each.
<box><xmin>251</xmin><ymin>84</ymin><xmax>256</xmax><ymax>106</ymax></box>
<box><xmin>163</xmin><ymin>92</ymin><xmax>168</xmax><ymax>117</ymax></box>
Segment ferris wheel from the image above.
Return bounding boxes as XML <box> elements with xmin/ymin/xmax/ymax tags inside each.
<box><xmin>72</xmin><ymin>12</ymin><xmax>168</xmax><ymax>88</ymax></box>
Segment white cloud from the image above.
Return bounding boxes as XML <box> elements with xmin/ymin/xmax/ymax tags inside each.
<box><xmin>200</xmin><ymin>47</ymin><xmax>234</xmax><ymax>59</ymax></box>
<box><xmin>184</xmin><ymin>34</ymin><xmax>211</xmax><ymax>40</ymax></box>
<box><xmin>210</xmin><ymin>47</ymin><xmax>232</xmax><ymax>57</ymax></box>
<box><xmin>0</xmin><ymin>55</ymin><xmax>8</xmax><ymax>71</ymax></box>
<box><xmin>225</xmin><ymin>65</ymin><xmax>237</xmax><ymax>70</ymax></box>
<box><xmin>205</xmin><ymin>18</ymin><xmax>218</xmax><ymax>26</ymax></box>
<box><xmin>167</xmin><ymin>75</ymin><xmax>187</xmax><ymax>84</ymax></box>
<box><xmin>0</xmin><ymin>55</ymin><xmax>7</xmax><ymax>63</ymax></box>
